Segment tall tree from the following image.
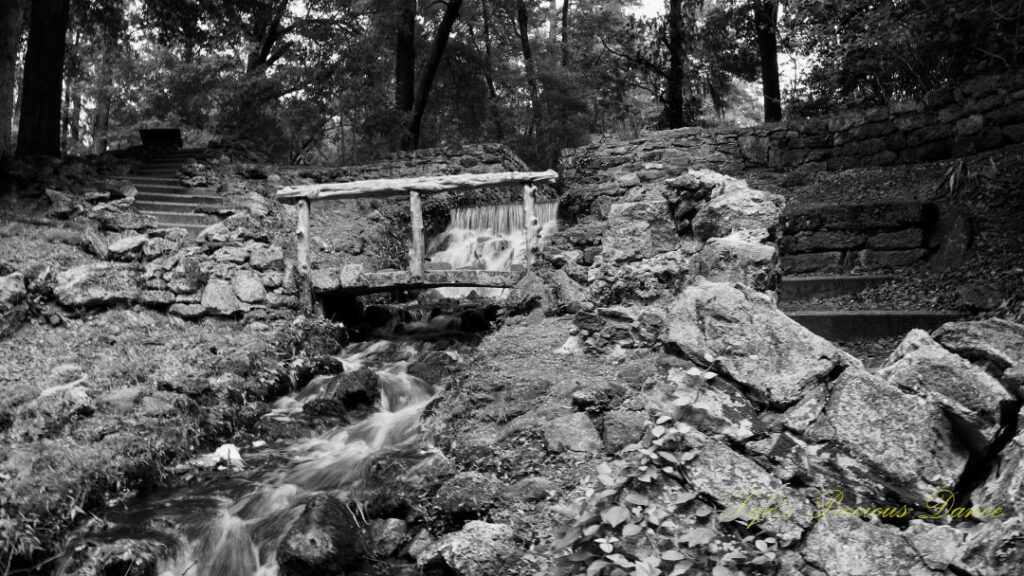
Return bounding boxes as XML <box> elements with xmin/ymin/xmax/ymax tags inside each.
<box><xmin>0</xmin><ymin>0</ymin><xmax>25</xmax><ymax>156</ymax></box>
<box><xmin>560</xmin><ymin>0</ymin><xmax>570</xmax><ymax>66</ymax></box>
<box><xmin>403</xmin><ymin>0</ymin><xmax>464</xmax><ymax>150</ymax></box>
<box><xmin>395</xmin><ymin>0</ymin><xmax>416</xmax><ymax>113</ymax></box>
<box><xmin>753</xmin><ymin>0</ymin><xmax>781</xmax><ymax>122</ymax></box>
<box><xmin>665</xmin><ymin>0</ymin><xmax>685</xmax><ymax>128</ymax></box>
<box><xmin>515</xmin><ymin>0</ymin><xmax>541</xmax><ymax>131</ymax></box>
<box><xmin>17</xmin><ymin>0</ymin><xmax>71</xmax><ymax>156</ymax></box>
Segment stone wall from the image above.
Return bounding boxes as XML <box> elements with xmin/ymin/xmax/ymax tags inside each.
<box><xmin>780</xmin><ymin>201</ymin><xmax>940</xmax><ymax>273</ymax></box>
<box><xmin>557</xmin><ymin>72</ymin><xmax>1024</xmax><ymax>215</ymax></box>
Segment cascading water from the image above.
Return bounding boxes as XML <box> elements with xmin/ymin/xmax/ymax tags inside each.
<box><xmin>57</xmin><ymin>312</ymin><xmax>473</xmax><ymax>576</ymax></box>
<box><xmin>57</xmin><ymin>203</ymin><xmax>560</xmax><ymax>576</ymax></box>
<box><xmin>427</xmin><ymin>201</ymin><xmax>559</xmax><ymax>298</ymax></box>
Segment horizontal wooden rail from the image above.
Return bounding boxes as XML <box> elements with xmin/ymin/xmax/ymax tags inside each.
<box><xmin>276</xmin><ymin>170</ymin><xmax>559</xmax><ymax>202</ymax></box>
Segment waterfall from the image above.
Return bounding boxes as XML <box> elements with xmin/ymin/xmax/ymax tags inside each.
<box><xmin>427</xmin><ymin>201</ymin><xmax>559</xmax><ymax>298</ymax></box>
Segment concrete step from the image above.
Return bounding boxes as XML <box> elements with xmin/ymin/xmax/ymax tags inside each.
<box><xmin>174</xmin><ymin>223</ymin><xmax>212</xmax><ymax>237</ymax></box>
<box><xmin>780</xmin><ymin>274</ymin><xmax>896</xmax><ymax>302</ymax></box>
<box><xmin>133</xmin><ymin>183</ymin><xmax>189</xmax><ymax>193</ymax></box>
<box><xmin>139</xmin><ymin>210</ymin><xmax>219</xmax><ymax>226</ymax></box>
<box><xmin>127</xmin><ymin>176</ymin><xmax>180</xmax><ymax>186</ymax></box>
<box><xmin>786</xmin><ymin>310</ymin><xmax>963</xmax><ymax>341</ymax></box>
<box><xmin>135</xmin><ymin>192</ymin><xmax>221</xmax><ymax>204</ymax></box>
<box><xmin>136</xmin><ymin>201</ymin><xmax>207</xmax><ymax>214</ymax></box>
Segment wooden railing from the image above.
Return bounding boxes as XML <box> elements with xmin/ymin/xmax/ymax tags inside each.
<box><xmin>276</xmin><ymin>170</ymin><xmax>559</xmax><ymax>312</ymax></box>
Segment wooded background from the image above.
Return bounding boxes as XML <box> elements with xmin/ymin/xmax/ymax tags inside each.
<box><xmin>0</xmin><ymin>0</ymin><xmax>1021</xmax><ymax>168</ymax></box>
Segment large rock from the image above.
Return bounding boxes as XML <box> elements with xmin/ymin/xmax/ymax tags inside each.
<box><xmin>323</xmin><ymin>367</ymin><xmax>380</xmax><ymax>409</ymax></box>
<box><xmin>250</xmin><ymin>245</ymin><xmax>284</xmax><ymax>271</ymax></box>
<box><xmin>687</xmin><ymin>441</ymin><xmax>807</xmax><ymax>543</ymax></box>
<box><xmin>933</xmin><ymin>318</ymin><xmax>1024</xmax><ymax>374</ymax></box>
<box><xmin>107</xmin><ymin>234</ymin><xmax>148</xmax><ymax>260</ymax></box>
<box><xmin>0</xmin><ymin>273</ymin><xmax>28</xmax><ymax>338</ymax></box>
<box><xmin>434</xmin><ymin>472</ymin><xmax>504</xmax><ymax>518</ymax></box>
<box><xmin>600</xmin><ymin>200</ymin><xmax>679</xmax><ymax>262</ymax></box>
<box><xmin>665</xmin><ymin>279</ymin><xmax>842</xmax><ymax>407</ymax></box>
<box><xmin>692</xmin><ymin>186</ymin><xmax>784</xmax><ymax>241</ymax></box>
<box><xmin>601</xmin><ymin>409</ymin><xmax>647</xmax><ymax>453</ymax></box>
<box><xmin>89</xmin><ymin>199</ymin><xmax>156</xmax><ymax>232</ymax></box>
<box><xmin>417</xmin><ymin>521</ymin><xmax>515</xmax><ymax>576</ymax></box>
<box><xmin>880</xmin><ymin>329</ymin><xmax>1015</xmax><ymax>451</ymax></box>
<box><xmin>804</xmin><ymin>368</ymin><xmax>968</xmax><ymax>503</ymax></box>
<box><xmin>46</xmin><ymin>189</ymin><xmax>83</xmax><ymax>219</ymax></box>
<box><xmin>542</xmin><ymin>412</ymin><xmax>602</xmax><ymax>453</ymax></box>
<box><xmin>689</xmin><ymin>229</ymin><xmax>780</xmax><ymax>292</ymax></box>
<box><xmin>54</xmin><ymin>263</ymin><xmax>141</xmax><ymax>307</ymax></box>
<box><xmin>801</xmin><ymin>514</ymin><xmax>944</xmax><ymax>576</ymax></box>
<box><xmin>278</xmin><ymin>494</ymin><xmax>367</xmax><ymax>576</ymax></box>
<box><xmin>200</xmin><ymin>278</ymin><xmax>246</xmax><ymax>315</ymax></box>
<box><xmin>232</xmin><ymin>270</ymin><xmax>267</xmax><ymax>303</ymax></box>
<box><xmin>505</xmin><ymin>271</ymin><xmax>554</xmax><ymax>314</ymax></box>
<box><xmin>0</xmin><ymin>272</ymin><xmax>26</xmax><ymax>311</ymax></box>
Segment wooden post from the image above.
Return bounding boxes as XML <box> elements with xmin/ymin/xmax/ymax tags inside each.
<box><xmin>296</xmin><ymin>198</ymin><xmax>313</xmax><ymax>314</ymax></box>
<box><xmin>523</xmin><ymin>184</ymin><xmax>539</xmax><ymax>269</ymax></box>
<box><xmin>409</xmin><ymin>190</ymin><xmax>425</xmax><ymax>277</ymax></box>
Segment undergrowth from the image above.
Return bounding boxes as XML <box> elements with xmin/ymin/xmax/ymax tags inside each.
<box><xmin>551</xmin><ymin>363</ymin><xmax>780</xmax><ymax>576</ymax></box>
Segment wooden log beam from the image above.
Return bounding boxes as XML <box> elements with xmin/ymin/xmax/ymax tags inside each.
<box><xmin>276</xmin><ymin>170</ymin><xmax>559</xmax><ymax>203</ymax></box>
<box><xmin>522</xmin><ymin>183</ymin><xmax>539</xmax><ymax>269</ymax></box>
<box><xmin>409</xmin><ymin>190</ymin><xmax>424</xmax><ymax>277</ymax></box>
<box><xmin>311</xmin><ymin>268</ymin><xmax>524</xmax><ymax>295</ymax></box>
<box><xmin>296</xmin><ymin>198</ymin><xmax>313</xmax><ymax>313</ymax></box>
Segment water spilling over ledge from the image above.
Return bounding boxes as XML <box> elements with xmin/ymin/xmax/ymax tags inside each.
<box><xmin>427</xmin><ymin>202</ymin><xmax>559</xmax><ymax>298</ymax></box>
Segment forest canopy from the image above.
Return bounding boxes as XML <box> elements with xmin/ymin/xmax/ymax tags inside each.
<box><xmin>0</xmin><ymin>0</ymin><xmax>1021</xmax><ymax>167</ymax></box>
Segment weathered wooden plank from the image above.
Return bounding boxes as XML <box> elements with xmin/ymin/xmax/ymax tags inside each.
<box><xmin>409</xmin><ymin>190</ymin><xmax>424</xmax><ymax>276</ymax></box>
<box><xmin>276</xmin><ymin>170</ymin><xmax>559</xmax><ymax>202</ymax></box>
<box><xmin>522</xmin><ymin>184</ymin><xmax>539</xmax><ymax>269</ymax></box>
<box><xmin>296</xmin><ymin>198</ymin><xmax>312</xmax><ymax>312</ymax></box>
<box><xmin>311</xmin><ymin>268</ymin><xmax>524</xmax><ymax>295</ymax></box>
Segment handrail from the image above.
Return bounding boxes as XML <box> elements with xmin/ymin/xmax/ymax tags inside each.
<box><xmin>282</xmin><ymin>170</ymin><xmax>559</xmax><ymax>313</ymax></box>
<box><xmin>276</xmin><ymin>170</ymin><xmax>559</xmax><ymax>202</ymax></box>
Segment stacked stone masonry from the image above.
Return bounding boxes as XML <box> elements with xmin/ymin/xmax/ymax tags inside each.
<box><xmin>558</xmin><ymin>72</ymin><xmax>1024</xmax><ymax>178</ymax></box>
<box><xmin>780</xmin><ymin>201</ymin><xmax>939</xmax><ymax>273</ymax></box>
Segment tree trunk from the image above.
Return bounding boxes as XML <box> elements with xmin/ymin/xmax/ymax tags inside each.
<box><xmin>480</xmin><ymin>0</ymin><xmax>504</xmax><ymax>139</ymax></box>
<box><xmin>402</xmin><ymin>0</ymin><xmax>463</xmax><ymax>150</ymax></box>
<box><xmin>665</xmin><ymin>0</ymin><xmax>685</xmax><ymax>129</ymax></box>
<box><xmin>17</xmin><ymin>0</ymin><xmax>70</xmax><ymax>157</ymax></box>
<box><xmin>516</xmin><ymin>0</ymin><xmax>541</xmax><ymax>133</ymax></box>
<box><xmin>560</xmin><ymin>0</ymin><xmax>569</xmax><ymax>67</ymax></box>
<box><xmin>395</xmin><ymin>0</ymin><xmax>416</xmax><ymax>113</ymax></box>
<box><xmin>753</xmin><ymin>0</ymin><xmax>782</xmax><ymax>122</ymax></box>
<box><xmin>548</xmin><ymin>0</ymin><xmax>557</xmax><ymax>42</ymax></box>
<box><xmin>0</xmin><ymin>0</ymin><xmax>25</xmax><ymax>156</ymax></box>
<box><xmin>245</xmin><ymin>0</ymin><xmax>290</xmax><ymax>74</ymax></box>
<box><xmin>91</xmin><ymin>40</ymin><xmax>113</xmax><ymax>155</ymax></box>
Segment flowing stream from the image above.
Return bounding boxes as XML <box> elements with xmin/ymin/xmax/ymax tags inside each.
<box><xmin>58</xmin><ymin>202</ymin><xmax>559</xmax><ymax>576</ymax></box>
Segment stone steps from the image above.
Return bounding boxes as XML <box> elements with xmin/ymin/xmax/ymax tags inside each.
<box><xmin>780</xmin><ymin>274</ymin><xmax>896</xmax><ymax>302</ymax></box>
<box><xmin>135</xmin><ymin>192</ymin><xmax>221</xmax><ymax>205</ymax></box>
<box><xmin>144</xmin><ymin>210</ymin><xmax>219</xmax><ymax>227</ymax></box>
<box><xmin>136</xmin><ymin>201</ymin><xmax>214</xmax><ymax>214</ymax></box>
<box><xmin>786</xmin><ymin>310</ymin><xmax>963</xmax><ymax>341</ymax></box>
<box><xmin>128</xmin><ymin>150</ymin><xmax>221</xmax><ymax>234</ymax></box>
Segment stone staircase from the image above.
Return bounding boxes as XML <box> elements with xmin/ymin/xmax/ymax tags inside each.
<box><xmin>780</xmin><ymin>274</ymin><xmax>962</xmax><ymax>340</ymax></box>
<box><xmin>130</xmin><ymin>149</ymin><xmax>222</xmax><ymax>237</ymax></box>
